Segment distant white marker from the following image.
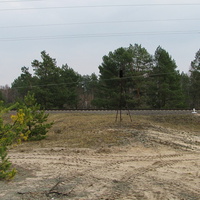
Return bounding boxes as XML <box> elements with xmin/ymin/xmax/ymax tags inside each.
<box><xmin>192</xmin><ymin>108</ymin><xmax>197</xmax><ymax>114</ymax></box>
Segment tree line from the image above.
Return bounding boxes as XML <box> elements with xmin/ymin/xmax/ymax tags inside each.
<box><xmin>1</xmin><ymin>44</ymin><xmax>200</xmax><ymax>109</ymax></box>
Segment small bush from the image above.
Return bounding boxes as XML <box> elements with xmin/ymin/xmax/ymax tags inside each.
<box><xmin>0</xmin><ymin>102</ymin><xmax>26</xmax><ymax>180</ymax></box>
<box><xmin>0</xmin><ymin>93</ymin><xmax>53</xmax><ymax>180</ymax></box>
<box><xmin>0</xmin><ymin>146</ymin><xmax>16</xmax><ymax>180</ymax></box>
<box><xmin>17</xmin><ymin>92</ymin><xmax>53</xmax><ymax>141</ymax></box>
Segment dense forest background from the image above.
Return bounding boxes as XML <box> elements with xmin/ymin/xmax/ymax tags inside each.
<box><xmin>1</xmin><ymin>44</ymin><xmax>200</xmax><ymax>109</ymax></box>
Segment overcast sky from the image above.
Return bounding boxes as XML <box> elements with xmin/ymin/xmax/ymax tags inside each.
<box><xmin>0</xmin><ymin>0</ymin><xmax>200</xmax><ymax>86</ymax></box>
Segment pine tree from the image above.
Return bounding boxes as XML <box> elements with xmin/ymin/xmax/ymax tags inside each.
<box><xmin>150</xmin><ymin>46</ymin><xmax>185</xmax><ymax>109</ymax></box>
<box><xmin>94</xmin><ymin>44</ymin><xmax>153</xmax><ymax>109</ymax></box>
<box><xmin>189</xmin><ymin>49</ymin><xmax>200</xmax><ymax>108</ymax></box>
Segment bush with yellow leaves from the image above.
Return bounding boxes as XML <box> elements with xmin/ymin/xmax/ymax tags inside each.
<box><xmin>17</xmin><ymin>92</ymin><xmax>53</xmax><ymax>141</ymax></box>
<box><xmin>0</xmin><ymin>92</ymin><xmax>53</xmax><ymax>180</ymax></box>
<box><xmin>0</xmin><ymin>102</ymin><xmax>29</xmax><ymax>180</ymax></box>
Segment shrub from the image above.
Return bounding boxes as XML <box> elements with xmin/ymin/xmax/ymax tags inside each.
<box><xmin>0</xmin><ymin>92</ymin><xmax>53</xmax><ymax>180</ymax></box>
<box><xmin>17</xmin><ymin>92</ymin><xmax>53</xmax><ymax>141</ymax></box>
<box><xmin>0</xmin><ymin>146</ymin><xmax>16</xmax><ymax>180</ymax></box>
<box><xmin>0</xmin><ymin>102</ymin><xmax>28</xmax><ymax>180</ymax></box>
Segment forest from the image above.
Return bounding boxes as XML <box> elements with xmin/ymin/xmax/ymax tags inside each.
<box><xmin>1</xmin><ymin>44</ymin><xmax>200</xmax><ymax>110</ymax></box>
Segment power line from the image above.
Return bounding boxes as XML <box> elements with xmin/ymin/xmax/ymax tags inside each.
<box><xmin>1</xmin><ymin>18</ymin><xmax>200</xmax><ymax>29</ymax></box>
<box><xmin>0</xmin><ymin>0</ymin><xmax>40</xmax><ymax>2</ymax></box>
<box><xmin>0</xmin><ymin>0</ymin><xmax>73</xmax><ymax>2</ymax></box>
<box><xmin>11</xmin><ymin>72</ymin><xmax>178</xmax><ymax>89</ymax></box>
<box><xmin>0</xmin><ymin>3</ymin><xmax>200</xmax><ymax>11</ymax></box>
<box><xmin>0</xmin><ymin>30</ymin><xmax>199</xmax><ymax>42</ymax></box>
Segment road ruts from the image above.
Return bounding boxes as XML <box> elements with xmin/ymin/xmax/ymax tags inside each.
<box><xmin>10</xmin><ymin>149</ymin><xmax>198</xmax><ymax>199</ymax></box>
<box><xmin>95</xmin><ymin>154</ymin><xmax>200</xmax><ymax>200</ymax></box>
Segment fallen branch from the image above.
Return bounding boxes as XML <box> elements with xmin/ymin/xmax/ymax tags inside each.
<box><xmin>46</xmin><ymin>179</ymin><xmax>74</xmax><ymax>197</ymax></box>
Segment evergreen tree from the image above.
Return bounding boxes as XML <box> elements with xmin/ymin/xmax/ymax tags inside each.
<box><xmin>126</xmin><ymin>44</ymin><xmax>153</xmax><ymax>108</ymax></box>
<box><xmin>189</xmin><ymin>49</ymin><xmax>200</xmax><ymax>108</ymax></box>
<box><xmin>150</xmin><ymin>46</ymin><xmax>185</xmax><ymax>109</ymax></box>
<box><xmin>0</xmin><ymin>102</ymin><xmax>29</xmax><ymax>180</ymax></box>
<box><xmin>12</xmin><ymin>51</ymin><xmax>80</xmax><ymax>109</ymax></box>
<box><xmin>95</xmin><ymin>47</ymin><xmax>132</xmax><ymax>109</ymax></box>
<box><xmin>0</xmin><ymin>90</ymin><xmax>4</xmax><ymax>101</ymax></box>
<box><xmin>180</xmin><ymin>72</ymin><xmax>190</xmax><ymax>108</ymax></box>
<box><xmin>79</xmin><ymin>73</ymin><xmax>98</xmax><ymax>108</ymax></box>
<box><xmin>59</xmin><ymin>64</ymin><xmax>80</xmax><ymax>109</ymax></box>
<box><xmin>17</xmin><ymin>92</ymin><xmax>53</xmax><ymax>141</ymax></box>
<box><xmin>31</xmin><ymin>51</ymin><xmax>61</xmax><ymax>108</ymax></box>
<box><xmin>12</xmin><ymin>67</ymin><xmax>38</xmax><ymax>98</ymax></box>
<box><xmin>93</xmin><ymin>44</ymin><xmax>153</xmax><ymax>109</ymax></box>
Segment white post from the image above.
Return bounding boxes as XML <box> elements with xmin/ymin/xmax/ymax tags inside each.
<box><xmin>192</xmin><ymin>108</ymin><xmax>197</xmax><ymax>114</ymax></box>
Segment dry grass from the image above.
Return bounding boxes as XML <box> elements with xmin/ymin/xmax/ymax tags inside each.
<box><xmin>148</xmin><ymin>114</ymin><xmax>200</xmax><ymax>134</ymax></box>
<box><xmin>35</xmin><ymin>112</ymin><xmax>199</xmax><ymax>148</ymax></box>
<box><xmin>13</xmin><ymin>112</ymin><xmax>200</xmax><ymax>149</ymax></box>
<box><xmin>46</xmin><ymin>113</ymin><xmax>138</xmax><ymax>148</ymax></box>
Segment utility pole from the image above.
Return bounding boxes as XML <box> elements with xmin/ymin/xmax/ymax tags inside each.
<box><xmin>115</xmin><ymin>68</ymin><xmax>132</xmax><ymax>122</ymax></box>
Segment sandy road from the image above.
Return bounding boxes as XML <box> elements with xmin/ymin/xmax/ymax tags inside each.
<box><xmin>1</xmin><ymin>127</ymin><xmax>200</xmax><ymax>200</ymax></box>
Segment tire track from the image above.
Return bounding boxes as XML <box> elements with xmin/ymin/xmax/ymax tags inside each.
<box><xmin>8</xmin><ymin>147</ymin><xmax>200</xmax><ymax>199</ymax></box>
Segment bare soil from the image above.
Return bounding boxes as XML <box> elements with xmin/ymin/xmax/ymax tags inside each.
<box><xmin>1</xmin><ymin>113</ymin><xmax>200</xmax><ymax>200</ymax></box>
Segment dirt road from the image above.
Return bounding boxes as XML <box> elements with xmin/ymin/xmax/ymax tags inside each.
<box><xmin>0</xmin><ymin>114</ymin><xmax>200</xmax><ymax>200</ymax></box>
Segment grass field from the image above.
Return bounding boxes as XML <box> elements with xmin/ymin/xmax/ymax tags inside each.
<box><xmin>43</xmin><ymin>113</ymin><xmax>200</xmax><ymax>148</ymax></box>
